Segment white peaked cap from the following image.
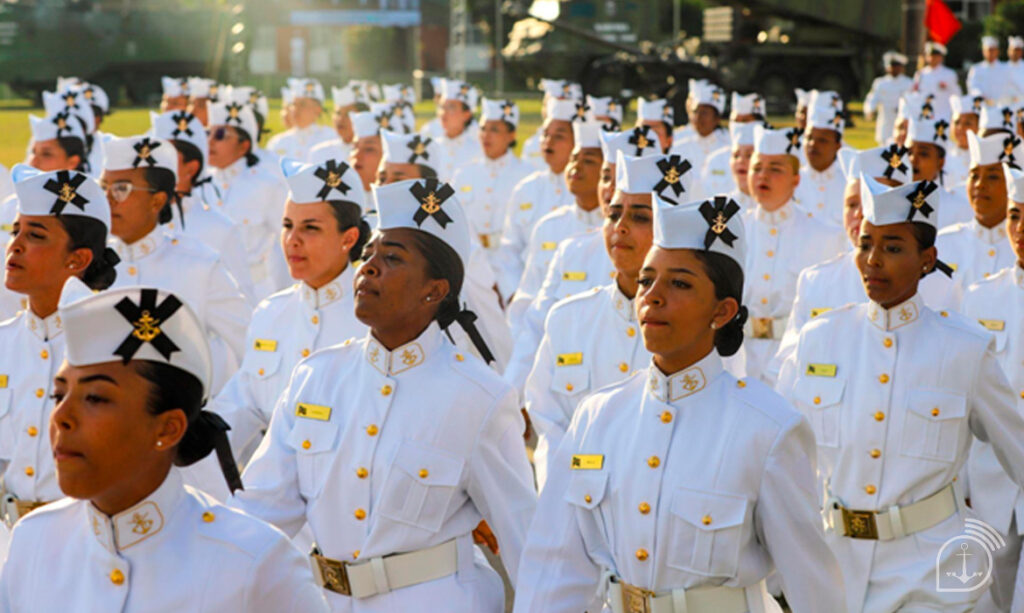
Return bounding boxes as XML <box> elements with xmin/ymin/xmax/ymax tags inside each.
<box><xmin>29</xmin><ymin>112</ymin><xmax>86</xmax><ymax>143</ymax></box>
<box><xmin>1004</xmin><ymin>164</ymin><xmax>1024</xmax><ymax>202</ymax></box>
<box><xmin>539</xmin><ymin>78</ymin><xmax>564</xmax><ymax>98</ymax></box>
<box><xmin>587</xmin><ymin>96</ymin><xmax>623</xmax><ymax>124</ymax></box>
<box><xmin>225</xmin><ymin>86</ymin><xmax>268</xmax><ymax>117</ymax></box>
<box><xmin>208</xmin><ymin>101</ymin><xmax>258</xmax><ymax>140</ymax></box>
<box><xmin>332</xmin><ymin>85</ymin><xmax>357</xmax><ymax>108</ymax></box>
<box><xmin>980</xmin><ymin>105</ymin><xmax>1016</xmax><ymax>133</ymax></box>
<box><xmin>369</xmin><ymin>102</ymin><xmax>396</xmax><ymax>132</ymax></box>
<box><xmin>150</xmin><ymin>111</ymin><xmax>208</xmax><ymax>164</ymax></box>
<box><xmin>618</xmin><ymin>151</ymin><xmax>695</xmax><ymax>203</ymax></box>
<box><xmin>572</xmin><ymin>121</ymin><xmax>603</xmax><ymax>150</ymax></box>
<box><xmin>860</xmin><ymin>175</ymin><xmax>942</xmax><ymax>231</ymax></box>
<box><xmin>77</xmin><ymin>82</ymin><xmax>110</xmax><ymax>113</ymax></box>
<box><xmin>547</xmin><ymin>97</ymin><xmax>578</xmax><ymax>123</ymax></box>
<box><xmin>652</xmin><ymin>193</ymin><xmax>746</xmax><ymax>271</ymax></box>
<box><xmin>439</xmin><ymin>79</ymin><xmax>479</xmax><ymax>109</ymax></box>
<box><xmin>982</xmin><ymin>35</ymin><xmax>1000</xmax><ymax>49</ymax></box>
<box><xmin>806</xmin><ymin>105</ymin><xmax>845</xmax><ymax>135</ymax></box>
<box><xmin>104</xmin><ymin>135</ymin><xmax>179</xmax><ymax>184</ymax></box>
<box><xmin>373</xmin><ymin>178</ymin><xmax>471</xmax><ymax>266</ymax></box>
<box><xmin>288</xmin><ymin>78</ymin><xmax>325</xmax><ymax>102</ymax></box>
<box><xmin>883</xmin><ymin>51</ymin><xmax>909</xmax><ymax>66</ymax></box>
<box><xmin>950</xmin><ymin>91</ymin><xmax>985</xmax><ymax>117</ymax></box>
<box><xmin>44</xmin><ymin>90</ymin><xmax>95</xmax><ymax>134</ymax></box>
<box><xmin>754</xmin><ymin>124</ymin><xmax>802</xmax><ymax>156</ymax></box>
<box><xmin>730</xmin><ymin>122</ymin><xmax>757</xmax><ymax>147</ymax></box>
<box><xmin>808</xmin><ymin>89</ymin><xmax>844</xmax><ymax>113</ymax></box>
<box><xmin>280</xmin><ymin>157</ymin><xmax>365</xmax><ymax>210</ymax></box>
<box><xmin>926</xmin><ymin>41</ymin><xmax>948</xmax><ymax>55</ymax></box>
<box><xmin>162</xmin><ymin>76</ymin><xmax>189</xmax><ymax>98</ymax></box>
<box><xmin>850</xmin><ymin>144</ymin><xmax>911</xmax><ymax>184</ymax></box>
<box><xmin>794</xmin><ymin>88</ymin><xmax>810</xmax><ymax>108</ymax></box>
<box><xmin>12</xmin><ymin>165</ymin><xmax>110</xmax><ymax>230</ymax></box>
<box><xmin>350</xmin><ymin>111</ymin><xmax>381</xmax><ymax>139</ymax></box>
<box><xmin>390</xmin><ymin>104</ymin><xmax>415</xmax><ymax>135</ymax></box>
<box><xmin>906</xmin><ymin>112</ymin><xmax>951</xmax><ymax>148</ymax></box>
<box><xmin>546</xmin><ymin>81</ymin><xmax>583</xmax><ymax>101</ymax></box>
<box><xmin>968</xmin><ymin>130</ymin><xmax>1024</xmax><ymax>168</ymax></box>
<box><xmin>637</xmin><ymin>97</ymin><xmax>675</xmax><ymax>127</ymax></box>
<box><xmin>730</xmin><ymin>92</ymin><xmax>764</xmax><ymax>118</ymax></box>
<box><xmin>381</xmin><ymin>130</ymin><xmax>442</xmax><ymax>172</ymax></box>
<box><xmin>606</xmin><ymin>125</ymin><xmax>661</xmax><ymax>158</ymax></box>
<box><xmin>692</xmin><ymin>82</ymin><xmax>726</xmax><ymax>114</ymax></box>
<box><xmin>382</xmin><ymin>84</ymin><xmax>404</xmax><ymax>104</ymax></box>
<box><xmin>1010</xmin><ymin>36</ymin><xmax>1024</xmax><ymax>50</ymax></box>
<box><xmin>480</xmin><ymin>98</ymin><xmax>520</xmax><ymax>128</ymax></box>
<box><xmin>59</xmin><ymin>282</ymin><xmax>213</xmax><ymax>401</ymax></box>
<box><xmin>187</xmin><ymin>77</ymin><xmax>217</xmax><ymax>99</ymax></box>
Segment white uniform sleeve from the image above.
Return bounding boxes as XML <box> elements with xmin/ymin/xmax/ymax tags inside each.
<box><xmin>968</xmin><ymin>345</ymin><xmax>1024</xmax><ymax>489</ymax></box>
<box><xmin>767</xmin><ymin>267</ymin><xmax>813</xmax><ymax>383</ymax></box>
<box><xmin>967</xmin><ymin>65</ymin><xmax>980</xmax><ymax>94</ymax></box>
<box><xmin>495</xmin><ymin>179</ymin><xmax>535</xmax><ymax>299</ymax></box>
<box><xmin>246</xmin><ymin>532</ymin><xmax>329</xmax><ymax>613</ymax></box>
<box><xmin>523</xmin><ymin>322</ymin><xmax>575</xmax><ymax>487</ymax></box>
<box><xmin>220</xmin><ymin>227</ymin><xmax>258</xmax><ymax>306</ymax></box>
<box><xmin>864</xmin><ymin>78</ymin><xmax>881</xmax><ymax>115</ymax></box>
<box><xmin>210</xmin><ymin>366</ymin><xmax>269</xmax><ymax>465</ymax></box>
<box><xmin>204</xmin><ymin>260</ymin><xmax>251</xmax><ymax>366</ymax></box>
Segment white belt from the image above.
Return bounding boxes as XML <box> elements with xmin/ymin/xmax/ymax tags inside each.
<box><xmin>742</xmin><ymin>315</ymin><xmax>788</xmax><ymax>341</ymax></box>
<box><xmin>826</xmin><ymin>482</ymin><xmax>957</xmax><ymax>540</ymax></box>
<box><xmin>607</xmin><ymin>576</ymin><xmax>750</xmax><ymax>613</ymax></box>
<box><xmin>311</xmin><ymin>538</ymin><xmax>457</xmax><ymax>599</ymax></box>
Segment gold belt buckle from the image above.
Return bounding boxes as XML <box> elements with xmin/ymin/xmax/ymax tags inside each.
<box><xmin>751</xmin><ymin>317</ymin><xmax>774</xmax><ymax>339</ymax></box>
<box><xmin>841</xmin><ymin>507</ymin><xmax>879</xmax><ymax>540</ymax></box>
<box><xmin>14</xmin><ymin>500</ymin><xmax>47</xmax><ymax>518</ymax></box>
<box><xmin>478</xmin><ymin>233</ymin><xmax>491</xmax><ymax>248</ymax></box>
<box><xmin>312</xmin><ymin>552</ymin><xmax>352</xmax><ymax>596</ymax></box>
<box><xmin>620</xmin><ymin>581</ymin><xmax>654</xmax><ymax>613</ymax></box>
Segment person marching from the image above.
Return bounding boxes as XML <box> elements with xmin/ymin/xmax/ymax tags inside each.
<box><xmin>947</xmin><ymin>91</ymin><xmax>985</xmax><ymax>189</ymax></box>
<box><xmin>914</xmin><ymin>42</ymin><xmax>962</xmax><ymax>117</ymax></box>
<box><xmin>864</xmin><ymin>51</ymin><xmax>913</xmax><ymax>146</ymax></box>
<box><xmin>230</xmin><ymin>178</ymin><xmax>536</xmax><ymax>611</ymax></box>
<box><xmin>436</xmin><ymin>80</ymin><xmax>483</xmax><ymax>181</ymax></box>
<box><xmin>904</xmin><ymin>104</ymin><xmax>974</xmax><ymax>228</ymax></box>
<box><xmin>348</xmin><ymin>106</ymin><xmax>388</xmax><ymax>211</ymax></box>
<box><xmin>968</xmin><ymin>36</ymin><xmax>1011</xmax><ymax>105</ymax></box>
<box><xmin>267</xmin><ymin>78</ymin><xmax>336</xmax><ymax>163</ymax></box>
<box><xmin>795</xmin><ymin>101</ymin><xmax>848</xmax><ymax>224</ymax></box>
<box><xmin>513</xmin><ymin>192</ymin><xmax>845</xmax><ymax>613</ymax></box>
<box><xmin>0</xmin><ymin>282</ymin><xmax>328</xmax><ymax>611</ymax></box>
<box><xmin>310</xmin><ymin>84</ymin><xmax>362</xmax><ymax>165</ymax></box>
<box><xmin>776</xmin><ymin>175</ymin><xmax>1024</xmax><ymax>612</ymax></box>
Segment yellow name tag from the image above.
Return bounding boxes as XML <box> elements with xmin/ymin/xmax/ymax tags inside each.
<box><xmin>541</xmin><ymin>241</ymin><xmax>557</xmax><ymax>250</ymax></box>
<box><xmin>253</xmin><ymin>339</ymin><xmax>278</xmax><ymax>352</ymax></box>
<box><xmin>562</xmin><ymin>271</ymin><xmax>587</xmax><ymax>281</ymax></box>
<box><xmin>0</xmin><ymin>375</ymin><xmax>7</xmax><ymax>388</ymax></box>
<box><xmin>979</xmin><ymin>319</ymin><xmax>1005</xmax><ymax>331</ymax></box>
<box><xmin>809</xmin><ymin>307</ymin><xmax>832</xmax><ymax>318</ymax></box>
<box><xmin>806</xmin><ymin>363</ymin><xmax>837</xmax><ymax>377</ymax></box>
<box><xmin>711</xmin><ymin>169</ymin><xmax>725</xmax><ymax>176</ymax></box>
<box><xmin>519</xmin><ymin>202</ymin><xmax>533</xmax><ymax>211</ymax></box>
<box><xmin>571</xmin><ymin>454</ymin><xmax>604</xmax><ymax>470</ymax></box>
<box><xmin>0</xmin><ymin>224</ymin><xmax>11</xmax><ymax>233</ymax></box>
<box><xmin>556</xmin><ymin>353</ymin><xmax>583</xmax><ymax>366</ymax></box>
<box><xmin>295</xmin><ymin>403</ymin><xmax>332</xmax><ymax>421</ymax></box>
<box><xmin>460</xmin><ymin>185</ymin><xmax>472</xmax><ymax>192</ymax></box>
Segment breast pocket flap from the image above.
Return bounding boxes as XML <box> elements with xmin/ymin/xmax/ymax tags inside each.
<box><xmin>393</xmin><ymin>441</ymin><xmax>465</xmax><ymax>487</ymax></box>
<box><xmin>670</xmin><ymin>487</ymin><xmax>748</xmax><ymax>532</ymax></box>
<box><xmin>564</xmin><ymin>471</ymin><xmax>608</xmax><ymax>510</ymax></box>
<box><xmin>907</xmin><ymin>389</ymin><xmax>967</xmax><ymax>422</ymax></box>
<box><xmin>793</xmin><ymin>376</ymin><xmax>846</xmax><ymax>409</ymax></box>
<box><xmin>286</xmin><ymin>419</ymin><xmax>340</xmax><ymax>455</ymax></box>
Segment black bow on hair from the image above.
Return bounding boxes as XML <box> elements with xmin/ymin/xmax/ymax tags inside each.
<box><xmin>628</xmin><ymin>126</ymin><xmax>655</xmax><ymax>156</ymax></box>
<box><xmin>932</xmin><ymin>119</ymin><xmax>949</xmax><ymax>142</ymax></box>
<box><xmin>905</xmin><ymin>181</ymin><xmax>938</xmax><ymax>221</ymax></box>
<box><xmin>410</xmin><ymin>178</ymin><xmax>454</xmax><ymax>228</ymax></box>
<box><xmin>698</xmin><ymin>196</ymin><xmax>741</xmax><ymax>250</ymax></box>
<box><xmin>919</xmin><ymin>103</ymin><xmax>934</xmax><ymax>120</ymax></box>
<box><xmin>42</xmin><ymin>170</ymin><xmax>88</xmax><ymax>215</ymax></box>
<box><xmin>112</xmin><ymin>289</ymin><xmax>183</xmax><ymax>363</ymax></box>
<box><xmin>602</xmin><ymin>118</ymin><xmax>620</xmax><ymax>132</ymax></box>
<box><xmin>1003</xmin><ymin>107</ymin><xmax>1015</xmax><ymax>129</ymax></box>
<box><xmin>132</xmin><ymin>138</ymin><xmax>161</xmax><ymax>168</ymax></box>
<box><xmin>785</xmin><ymin>128</ymin><xmax>801</xmax><ymax>153</ymax></box>
<box><xmin>51</xmin><ymin>111</ymin><xmax>74</xmax><ymax>138</ymax></box>
<box><xmin>654</xmin><ymin>155</ymin><xmax>692</xmax><ymax>198</ymax></box>
<box><xmin>880</xmin><ymin>144</ymin><xmax>909</xmax><ymax>179</ymax></box>
<box><xmin>171</xmin><ymin>111</ymin><xmax>195</xmax><ymax>138</ymax></box>
<box><xmin>313</xmin><ymin>160</ymin><xmax>352</xmax><ymax>200</ymax></box>
<box><xmin>1001</xmin><ymin>135</ymin><xmax>1022</xmax><ymax>169</ymax></box>
<box><xmin>61</xmin><ymin>90</ymin><xmax>79</xmax><ymax>110</ymax></box>
<box><xmin>203</xmin><ymin>411</ymin><xmax>244</xmax><ymax>493</ymax></box>
<box><xmin>972</xmin><ymin>97</ymin><xmax>984</xmax><ymax>113</ymax></box>
<box><xmin>453</xmin><ymin>309</ymin><xmax>495</xmax><ymax>364</ymax></box>
<box><xmin>405</xmin><ymin>135</ymin><xmax>433</xmax><ymax>163</ymax></box>
<box><xmin>573</xmin><ymin>102</ymin><xmax>590</xmax><ymax>122</ymax></box>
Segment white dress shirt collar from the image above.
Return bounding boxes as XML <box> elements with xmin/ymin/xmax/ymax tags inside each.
<box><xmin>866</xmin><ymin>292</ymin><xmax>925</xmax><ymax>331</ymax></box>
<box><xmin>364</xmin><ymin>321</ymin><xmax>445</xmax><ymax>376</ymax></box>
<box><xmin>24</xmin><ymin>308</ymin><xmax>63</xmax><ymax>342</ymax></box>
<box><xmin>646</xmin><ymin>350</ymin><xmax>724</xmax><ymax>405</ymax></box>
<box><xmin>88</xmin><ymin>468</ymin><xmax>184</xmax><ymax>555</ymax></box>
<box><xmin>299</xmin><ymin>266</ymin><xmax>354</xmax><ymax>310</ymax></box>
<box><xmin>109</xmin><ymin>225</ymin><xmax>166</xmax><ymax>263</ymax></box>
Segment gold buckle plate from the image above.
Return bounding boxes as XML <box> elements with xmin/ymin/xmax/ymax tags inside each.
<box><xmin>313</xmin><ymin>553</ymin><xmax>352</xmax><ymax>595</ymax></box>
<box><xmin>14</xmin><ymin>500</ymin><xmax>46</xmax><ymax>518</ymax></box>
<box><xmin>620</xmin><ymin>581</ymin><xmax>654</xmax><ymax>613</ymax></box>
<box><xmin>751</xmin><ymin>317</ymin><xmax>774</xmax><ymax>339</ymax></box>
<box><xmin>841</xmin><ymin>507</ymin><xmax>879</xmax><ymax>540</ymax></box>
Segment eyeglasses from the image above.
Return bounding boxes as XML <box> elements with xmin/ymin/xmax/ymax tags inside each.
<box><xmin>100</xmin><ymin>181</ymin><xmax>157</xmax><ymax>203</ymax></box>
<box><xmin>210</xmin><ymin>127</ymin><xmax>237</xmax><ymax>141</ymax></box>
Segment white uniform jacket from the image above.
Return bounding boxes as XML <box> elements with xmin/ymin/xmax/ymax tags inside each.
<box><xmin>513</xmin><ymin>352</ymin><xmax>846</xmax><ymax>613</ymax></box>
<box><xmin>700</xmin><ymin>145</ymin><xmax>736</xmax><ymax>197</ymax></box>
<box><xmin>436</xmin><ymin>128</ymin><xmax>480</xmax><ymax>182</ymax></box>
<box><xmin>267</xmin><ymin>125</ymin><xmax>337</xmax><ymax>163</ymax></box>
<box><xmin>230</xmin><ymin>323</ymin><xmax>537</xmax><ymax>612</ymax></box>
<box><xmin>776</xmin><ymin>293</ymin><xmax>1024</xmax><ymax>612</ymax></box>
<box><xmin>519</xmin><ymin>128</ymin><xmax>546</xmax><ymax>172</ymax></box>
<box><xmin>864</xmin><ymin>75</ymin><xmax>913</xmax><ymax>145</ymax></box>
<box><xmin>967</xmin><ymin>61</ymin><xmax>1011</xmax><ymax>103</ymax></box>
<box><xmin>451</xmin><ymin>151</ymin><xmax>532</xmax><ymax>262</ymax></box>
<box><xmin>794</xmin><ymin>161</ymin><xmax>848</xmax><ymax>226</ymax></box>
<box><xmin>913</xmin><ymin>66</ymin><xmax>962</xmax><ymax>116</ymax></box>
<box><xmin>169</xmin><ymin>193</ymin><xmax>256</xmax><ymax>303</ymax></box>
<box><xmin>0</xmin><ymin>469</ymin><xmax>327</xmax><ymax>612</ymax></box>
<box><xmin>936</xmin><ymin>219</ymin><xmax>1017</xmax><ymax>308</ymax></box>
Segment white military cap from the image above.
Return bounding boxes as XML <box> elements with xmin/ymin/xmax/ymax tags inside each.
<box><xmin>381</xmin><ymin>130</ymin><xmax>441</xmax><ymax>172</ymax></box>
<box><xmin>982</xmin><ymin>35</ymin><xmax>1000</xmax><ymax>49</ymax></box>
<box><xmin>288</xmin><ymin>78</ymin><xmax>325</xmax><ymax>102</ymax></box>
<box><xmin>78</xmin><ymin>82</ymin><xmax>110</xmax><ymax>113</ymax></box>
<box><xmin>44</xmin><ymin>90</ymin><xmax>95</xmax><ymax>134</ymax></box>
<box><xmin>980</xmin><ymin>105</ymin><xmax>1016</xmax><ymax>133</ymax></box>
<box><xmin>104</xmin><ymin>135</ymin><xmax>179</xmax><ymax>185</ymax></box>
<box><xmin>691</xmin><ymin>82</ymin><xmax>726</xmax><ymax>114</ymax></box>
<box><xmin>480</xmin><ymin>98</ymin><xmax>520</xmax><ymax>128</ymax></box>
<box><xmin>806</xmin><ymin>105</ymin><xmax>845</xmax><ymax>134</ymax></box>
<box><xmin>440</xmin><ymin>79</ymin><xmax>479</xmax><ymax>109</ymax></box>
<box><xmin>637</xmin><ymin>98</ymin><xmax>675</xmax><ymax>127</ymax></box>
<box><xmin>587</xmin><ymin>96</ymin><xmax>623</xmax><ymax>125</ymax></box>
<box><xmin>187</xmin><ymin>77</ymin><xmax>217</xmax><ymax>98</ymax></box>
<box><xmin>373</xmin><ymin>178</ymin><xmax>471</xmax><ymax>266</ymax></box>
<box><xmin>382</xmin><ymin>84</ymin><xmax>404</xmax><ymax>104</ymax></box>
<box><xmin>652</xmin><ymin>193</ymin><xmax>746</xmax><ymax>270</ymax></box>
<box><xmin>559</xmin><ymin>81</ymin><xmax>583</xmax><ymax>101</ymax></box>
<box><xmin>280</xmin><ymin>157</ymin><xmax>365</xmax><ymax>210</ymax></box>
<box><xmin>539</xmin><ymin>78</ymin><xmax>564</xmax><ymax>99</ymax></box>
<box><xmin>389</xmin><ymin>103</ymin><xmax>415</xmax><ymax>135</ymax></box>
<box><xmin>605</xmin><ymin>125</ymin><xmax>661</xmax><ymax>158</ymax></box>
<box><xmin>968</xmin><ymin>130</ymin><xmax>1024</xmax><ymax>168</ymax></box>
<box><xmin>332</xmin><ymin>85</ymin><xmax>358</xmax><ymax>108</ymax></box>
<box><xmin>150</xmin><ymin>111</ymin><xmax>208</xmax><ymax>163</ymax></box>
<box><xmin>730</xmin><ymin>122</ymin><xmax>757</xmax><ymax>147</ymax></box>
<box><xmin>754</xmin><ymin>124</ymin><xmax>802</xmax><ymax>156</ymax></box>
<box><xmin>1011</xmin><ymin>36</ymin><xmax>1024</xmax><ymax>50</ymax></box>
<box><xmin>950</xmin><ymin>91</ymin><xmax>985</xmax><ymax>117</ymax></box>
<box><xmin>226</xmin><ymin>86</ymin><xmax>268</xmax><ymax>117</ymax></box>
<box><xmin>730</xmin><ymin>92</ymin><xmax>764</xmax><ymax>118</ymax></box>
<box><xmin>369</xmin><ymin>102</ymin><xmax>397</xmax><ymax>132</ymax></box>
<box><xmin>59</xmin><ymin>283</ymin><xmax>213</xmax><ymax>401</ymax></box>
<box><xmin>162</xmin><ymin>76</ymin><xmax>189</xmax><ymax>98</ymax></box>
<box><xmin>29</xmin><ymin>111</ymin><xmax>87</xmax><ymax>143</ymax></box>
<box><xmin>883</xmin><ymin>51</ymin><xmax>909</xmax><ymax>67</ymax></box>
<box><xmin>1004</xmin><ymin>164</ymin><xmax>1024</xmax><ymax>202</ymax></box>
<box><xmin>12</xmin><ymin>165</ymin><xmax>110</xmax><ymax>230</ymax></box>
<box><xmin>547</xmin><ymin>97</ymin><xmax>579</xmax><ymax>123</ymax></box>
<box><xmin>807</xmin><ymin>89</ymin><xmax>844</xmax><ymax>113</ymax></box>
<box><xmin>572</xmin><ymin>120</ymin><xmax>603</xmax><ymax>150</ymax></box>
<box><xmin>208</xmin><ymin>101</ymin><xmax>258</xmax><ymax>140</ymax></box>
<box><xmin>794</xmin><ymin>88</ymin><xmax>810</xmax><ymax>109</ymax></box>
<box><xmin>860</xmin><ymin>175</ymin><xmax>942</xmax><ymax>230</ymax></box>
<box><xmin>925</xmin><ymin>41</ymin><xmax>947</xmax><ymax>55</ymax></box>
<box><xmin>850</xmin><ymin>144</ymin><xmax>911</xmax><ymax>184</ymax></box>
<box><xmin>348</xmin><ymin>80</ymin><xmax>374</xmax><ymax>104</ymax></box>
<box><xmin>350</xmin><ymin>111</ymin><xmax>381</xmax><ymax>139</ymax></box>
<box><xmin>618</xmin><ymin>151</ymin><xmax>695</xmax><ymax>203</ymax></box>
<box><xmin>906</xmin><ymin>111</ymin><xmax>951</xmax><ymax>148</ymax></box>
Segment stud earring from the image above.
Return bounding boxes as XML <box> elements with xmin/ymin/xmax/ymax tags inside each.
<box><xmin>425</xmin><ymin>296</ymin><xmax>433</xmax><ymax>302</ymax></box>
<box><xmin>156</xmin><ymin>441</ymin><xmax>163</xmax><ymax>448</ymax></box>
<box><xmin>710</xmin><ymin>322</ymin><xmax>718</xmax><ymax>330</ymax></box>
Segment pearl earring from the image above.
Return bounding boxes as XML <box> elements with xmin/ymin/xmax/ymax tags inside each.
<box><xmin>425</xmin><ymin>296</ymin><xmax>432</xmax><ymax>302</ymax></box>
<box><xmin>710</xmin><ymin>322</ymin><xmax>718</xmax><ymax>330</ymax></box>
<box><xmin>156</xmin><ymin>441</ymin><xmax>163</xmax><ymax>448</ymax></box>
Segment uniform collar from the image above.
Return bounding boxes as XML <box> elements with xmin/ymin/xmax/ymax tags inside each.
<box><xmin>24</xmin><ymin>309</ymin><xmax>63</xmax><ymax>342</ymax></box>
<box><xmin>647</xmin><ymin>351</ymin><xmax>723</xmax><ymax>405</ymax></box>
<box><xmin>969</xmin><ymin>218</ymin><xmax>1007</xmax><ymax>244</ymax></box>
<box><xmin>606</xmin><ymin>283</ymin><xmax>636</xmax><ymax>322</ymax></box>
<box><xmin>572</xmin><ymin>204</ymin><xmax>603</xmax><ymax>226</ymax></box>
<box><xmin>300</xmin><ymin>266</ymin><xmax>353</xmax><ymax>310</ymax></box>
<box><xmin>485</xmin><ymin>151</ymin><xmax>514</xmax><ymax>168</ymax></box>
<box><xmin>1015</xmin><ymin>263</ymin><xmax>1024</xmax><ymax>288</ymax></box>
<box><xmin>803</xmin><ymin>162</ymin><xmax>837</xmax><ymax>181</ymax></box>
<box><xmin>214</xmin><ymin>156</ymin><xmax>248</xmax><ymax>183</ymax></box>
<box><xmin>364</xmin><ymin>322</ymin><xmax>444</xmax><ymax>376</ymax></box>
<box><xmin>752</xmin><ymin>199</ymin><xmax>796</xmax><ymax>225</ymax></box>
<box><xmin>88</xmin><ymin>469</ymin><xmax>184</xmax><ymax>555</ymax></box>
<box><xmin>109</xmin><ymin>225</ymin><xmax>165</xmax><ymax>262</ymax></box>
<box><xmin>867</xmin><ymin>293</ymin><xmax>925</xmax><ymax>331</ymax></box>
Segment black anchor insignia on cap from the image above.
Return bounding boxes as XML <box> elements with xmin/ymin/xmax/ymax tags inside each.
<box><xmin>573</xmin><ymin>102</ymin><xmax>590</xmax><ymax>122</ymax></box>
<box><xmin>654</xmin><ymin>155</ymin><xmax>693</xmax><ymax>199</ymax></box>
<box><xmin>880</xmin><ymin>144</ymin><xmax>909</xmax><ymax>179</ymax></box>
<box><xmin>972</xmin><ymin>97</ymin><xmax>984</xmax><ymax>113</ymax></box>
<box><xmin>932</xmin><ymin>119</ymin><xmax>949</xmax><ymax>142</ymax></box>
<box><xmin>410</xmin><ymin>178</ymin><xmax>455</xmax><ymax>229</ymax></box>
<box><xmin>699</xmin><ymin>196</ymin><xmax>741</xmax><ymax>250</ymax></box>
<box><xmin>225</xmin><ymin>102</ymin><xmax>244</xmax><ymax>124</ymax></box>
<box><xmin>905</xmin><ymin>181</ymin><xmax>938</xmax><ymax>221</ymax></box>
<box><xmin>375</xmin><ymin>110</ymin><xmax>391</xmax><ymax>129</ymax></box>
<box><xmin>1003</xmin><ymin>107</ymin><xmax>1015</xmax><ymax>129</ymax></box>
<box><xmin>61</xmin><ymin>90</ymin><xmax>78</xmax><ymax>110</ymax></box>
<box><xmin>42</xmin><ymin>170</ymin><xmax>89</xmax><ymax>215</ymax></box>
<box><xmin>500</xmin><ymin>100</ymin><xmax>516</xmax><ymax>121</ymax></box>
<box><xmin>51</xmin><ymin>111</ymin><xmax>73</xmax><ymax>137</ymax></box>
<box><xmin>405</xmin><ymin>135</ymin><xmax>433</xmax><ymax>163</ymax></box>
<box><xmin>1000</xmin><ymin>135</ymin><xmax>1022</xmax><ymax>169</ymax></box>
<box><xmin>601</xmin><ymin>118</ymin><xmax>621</xmax><ymax>132</ymax></box>
<box><xmin>628</xmin><ymin>126</ymin><xmax>655</xmax><ymax>156</ymax></box>
<box><xmin>313</xmin><ymin>160</ymin><xmax>352</xmax><ymax>200</ymax></box>
<box><xmin>113</xmin><ymin>289</ymin><xmax>184</xmax><ymax>362</ymax></box>
<box><xmin>171</xmin><ymin>111</ymin><xmax>194</xmax><ymax>138</ymax></box>
<box><xmin>785</xmin><ymin>128</ymin><xmax>802</xmax><ymax>153</ymax></box>
<box><xmin>919</xmin><ymin>102</ymin><xmax>934</xmax><ymax>120</ymax></box>
<box><xmin>831</xmin><ymin>111</ymin><xmax>844</xmax><ymax>129</ymax></box>
<box><xmin>131</xmin><ymin>138</ymin><xmax>161</xmax><ymax>168</ymax></box>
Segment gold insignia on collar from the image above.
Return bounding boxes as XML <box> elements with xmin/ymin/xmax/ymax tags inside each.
<box><xmin>400</xmin><ymin>348</ymin><xmax>418</xmax><ymax>365</ymax></box>
<box><xmin>295</xmin><ymin>402</ymin><xmax>332</xmax><ymax>421</ymax></box>
<box><xmin>556</xmin><ymin>353</ymin><xmax>583</xmax><ymax>366</ymax></box>
<box><xmin>810</xmin><ymin>307</ymin><xmax>832</xmax><ymax>318</ymax></box>
<box><xmin>130</xmin><ymin>511</ymin><xmax>153</xmax><ymax>535</ymax></box>
<box><xmin>253</xmin><ymin>339</ymin><xmax>277</xmax><ymax>352</ymax></box>
<box><xmin>571</xmin><ymin>454</ymin><xmax>604</xmax><ymax>470</ymax></box>
<box><xmin>898</xmin><ymin>306</ymin><xmax>914</xmax><ymax>322</ymax></box>
<box><xmin>681</xmin><ymin>373</ymin><xmax>702</xmax><ymax>391</ymax></box>
<box><xmin>979</xmin><ymin>319</ymin><xmax>1005</xmax><ymax>331</ymax></box>
<box><xmin>131</xmin><ymin>311</ymin><xmax>162</xmax><ymax>343</ymax></box>
<box><xmin>806</xmin><ymin>363</ymin><xmax>837</xmax><ymax>377</ymax></box>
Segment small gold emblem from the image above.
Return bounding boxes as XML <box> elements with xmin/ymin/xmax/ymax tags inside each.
<box><xmin>636</xmin><ymin>134</ymin><xmax>649</xmax><ymax>150</ymax></box>
<box><xmin>571</xmin><ymin>454</ymin><xmax>604</xmax><ymax>470</ymax></box>
<box><xmin>325</xmin><ymin>171</ymin><xmax>341</xmax><ymax>188</ymax></box>
<box><xmin>58</xmin><ymin>182</ymin><xmax>77</xmax><ymax>203</ymax></box>
<box><xmin>130</xmin><ymin>511</ymin><xmax>153</xmax><ymax>535</ymax></box>
<box><xmin>131</xmin><ymin>310</ymin><xmax>161</xmax><ymax>343</ymax></box>
<box><xmin>420</xmin><ymin>192</ymin><xmax>441</xmax><ymax>215</ymax></box>
<box><xmin>400</xmin><ymin>349</ymin><xmax>417</xmax><ymax>365</ymax></box>
<box><xmin>710</xmin><ymin>211</ymin><xmax>728</xmax><ymax>235</ymax></box>
<box><xmin>664</xmin><ymin>167</ymin><xmax>680</xmax><ymax>184</ymax></box>
<box><xmin>681</xmin><ymin>373</ymin><xmax>701</xmax><ymax>391</ymax></box>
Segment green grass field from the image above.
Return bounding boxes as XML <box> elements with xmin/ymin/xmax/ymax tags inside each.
<box><xmin>0</xmin><ymin>98</ymin><xmax>877</xmax><ymax>168</ymax></box>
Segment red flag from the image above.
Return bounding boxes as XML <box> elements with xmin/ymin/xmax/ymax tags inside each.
<box><xmin>925</xmin><ymin>0</ymin><xmax>962</xmax><ymax>45</ymax></box>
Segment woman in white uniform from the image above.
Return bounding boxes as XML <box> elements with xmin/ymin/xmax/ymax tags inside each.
<box><xmin>514</xmin><ymin>193</ymin><xmax>845</xmax><ymax>613</ymax></box>
<box><xmin>0</xmin><ymin>283</ymin><xmax>328</xmax><ymax>612</ymax></box>
<box><xmin>230</xmin><ymin>178</ymin><xmax>536</xmax><ymax>611</ymax></box>
<box><xmin>213</xmin><ymin>157</ymin><xmax>369</xmax><ymax>463</ymax></box>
